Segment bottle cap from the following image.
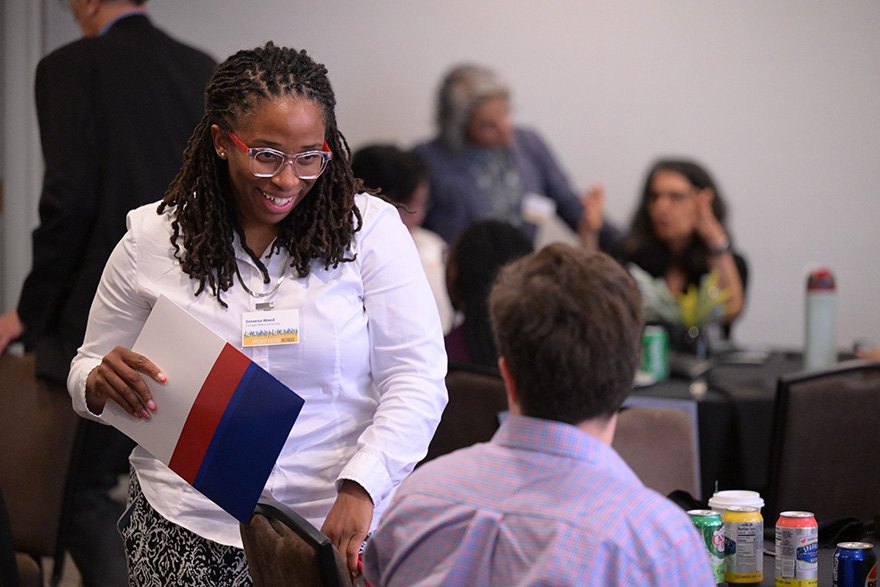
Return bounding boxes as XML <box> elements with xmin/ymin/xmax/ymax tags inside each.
<box><xmin>807</xmin><ymin>268</ymin><xmax>835</xmax><ymax>291</ymax></box>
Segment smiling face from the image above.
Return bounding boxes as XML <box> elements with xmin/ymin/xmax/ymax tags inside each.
<box><xmin>647</xmin><ymin>169</ymin><xmax>700</xmax><ymax>249</ymax></box>
<box><xmin>212</xmin><ymin>96</ymin><xmax>326</xmax><ymax>251</ymax></box>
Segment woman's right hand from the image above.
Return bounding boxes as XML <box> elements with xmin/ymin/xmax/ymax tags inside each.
<box><xmin>577</xmin><ymin>183</ymin><xmax>605</xmax><ymax>251</ymax></box>
<box><xmin>85</xmin><ymin>346</ymin><xmax>164</xmax><ymax>418</ymax></box>
<box><xmin>855</xmin><ymin>346</ymin><xmax>880</xmax><ymax>362</ymax></box>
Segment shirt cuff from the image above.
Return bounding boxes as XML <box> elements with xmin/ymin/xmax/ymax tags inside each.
<box><xmin>68</xmin><ymin>358</ymin><xmax>107</xmax><ymax>421</ymax></box>
<box><xmin>337</xmin><ymin>449</ymin><xmax>393</xmax><ymax>507</ymax></box>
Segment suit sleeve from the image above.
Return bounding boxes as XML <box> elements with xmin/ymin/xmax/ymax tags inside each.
<box><xmin>17</xmin><ymin>50</ymin><xmax>99</xmax><ymax>340</ymax></box>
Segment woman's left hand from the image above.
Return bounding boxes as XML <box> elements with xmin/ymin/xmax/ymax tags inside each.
<box><xmin>321</xmin><ymin>479</ymin><xmax>373</xmax><ymax>578</ymax></box>
<box><xmin>694</xmin><ymin>188</ymin><xmax>727</xmax><ymax>251</ymax></box>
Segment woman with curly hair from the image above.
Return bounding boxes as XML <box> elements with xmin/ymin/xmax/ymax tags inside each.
<box><xmin>624</xmin><ymin>159</ymin><xmax>747</xmax><ymax>331</ymax></box>
<box><xmin>67</xmin><ymin>42</ymin><xmax>447</xmax><ymax>584</ymax></box>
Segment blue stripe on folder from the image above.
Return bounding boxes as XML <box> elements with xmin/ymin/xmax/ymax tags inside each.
<box><xmin>193</xmin><ymin>362</ymin><xmax>305</xmax><ymax>523</ymax></box>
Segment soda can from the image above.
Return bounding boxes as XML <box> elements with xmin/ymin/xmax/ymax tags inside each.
<box><xmin>688</xmin><ymin>509</ymin><xmax>725</xmax><ymax>584</ymax></box>
<box><xmin>723</xmin><ymin>506</ymin><xmax>764</xmax><ymax>584</ymax></box>
<box><xmin>832</xmin><ymin>542</ymin><xmax>877</xmax><ymax>587</ymax></box>
<box><xmin>641</xmin><ymin>325</ymin><xmax>669</xmax><ymax>382</ymax></box>
<box><xmin>775</xmin><ymin>511</ymin><xmax>818</xmax><ymax>586</ymax></box>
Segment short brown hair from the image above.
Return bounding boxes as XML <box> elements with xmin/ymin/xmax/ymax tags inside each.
<box><xmin>489</xmin><ymin>244</ymin><xmax>643</xmax><ymax>424</ymax></box>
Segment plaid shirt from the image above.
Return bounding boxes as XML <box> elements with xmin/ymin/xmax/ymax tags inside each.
<box><xmin>365</xmin><ymin>415</ymin><xmax>715</xmax><ymax>586</ymax></box>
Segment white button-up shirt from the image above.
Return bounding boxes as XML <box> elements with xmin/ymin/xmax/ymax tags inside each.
<box><xmin>68</xmin><ymin>194</ymin><xmax>448</xmax><ymax>546</ymax></box>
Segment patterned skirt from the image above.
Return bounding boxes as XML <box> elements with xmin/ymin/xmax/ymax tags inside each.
<box><xmin>119</xmin><ymin>469</ymin><xmax>253</xmax><ymax>586</ymax></box>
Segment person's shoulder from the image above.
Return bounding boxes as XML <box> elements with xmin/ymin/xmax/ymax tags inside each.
<box><xmin>126</xmin><ymin>201</ymin><xmax>174</xmax><ymax>238</ymax></box>
<box><xmin>354</xmin><ymin>192</ymin><xmax>399</xmax><ymax>222</ymax></box>
<box><xmin>154</xmin><ymin>26</ymin><xmax>217</xmax><ymax>68</ymax></box>
<box><xmin>352</xmin><ymin>193</ymin><xmax>408</xmax><ymax>242</ymax></box>
<box><xmin>38</xmin><ymin>36</ymin><xmax>95</xmax><ymax>71</ymax></box>
<box><xmin>413</xmin><ymin>137</ymin><xmax>453</xmax><ymax>164</ymax></box>
<box><xmin>513</xmin><ymin>126</ymin><xmax>551</xmax><ymax>151</ymax></box>
<box><xmin>35</xmin><ymin>38</ymin><xmax>103</xmax><ymax>93</ymax></box>
<box><xmin>410</xmin><ymin>226</ymin><xmax>447</xmax><ymax>250</ymax></box>
<box><xmin>413</xmin><ymin>137</ymin><xmax>442</xmax><ymax>153</ymax></box>
<box><xmin>391</xmin><ymin>446</ymin><xmax>476</xmax><ymax>497</ymax></box>
<box><xmin>606</xmin><ymin>483</ymin><xmax>699</xmax><ymax>542</ymax></box>
<box><xmin>108</xmin><ymin>14</ymin><xmax>217</xmax><ymax>66</ymax></box>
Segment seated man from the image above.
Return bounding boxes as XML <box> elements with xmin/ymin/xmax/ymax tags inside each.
<box><xmin>364</xmin><ymin>244</ymin><xmax>715</xmax><ymax>585</ymax></box>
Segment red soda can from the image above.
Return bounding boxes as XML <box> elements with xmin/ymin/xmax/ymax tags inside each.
<box><xmin>775</xmin><ymin>511</ymin><xmax>818</xmax><ymax>586</ymax></box>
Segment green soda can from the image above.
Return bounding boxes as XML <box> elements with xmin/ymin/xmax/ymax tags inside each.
<box><xmin>642</xmin><ymin>325</ymin><xmax>669</xmax><ymax>382</ymax></box>
<box><xmin>688</xmin><ymin>509</ymin><xmax>725</xmax><ymax>583</ymax></box>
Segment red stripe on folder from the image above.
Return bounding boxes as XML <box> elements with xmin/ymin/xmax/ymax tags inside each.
<box><xmin>168</xmin><ymin>344</ymin><xmax>251</xmax><ymax>483</ymax></box>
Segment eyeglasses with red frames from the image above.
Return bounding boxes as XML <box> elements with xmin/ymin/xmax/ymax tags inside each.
<box><xmin>226</xmin><ymin>131</ymin><xmax>332</xmax><ymax>179</ymax></box>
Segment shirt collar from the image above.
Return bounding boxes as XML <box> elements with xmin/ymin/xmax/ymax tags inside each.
<box><xmin>492</xmin><ymin>415</ymin><xmax>638</xmax><ymax>481</ymax></box>
<box><xmin>98</xmin><ymin>12</ymin><xmax>141</xmax><ymax>36</ymax></box>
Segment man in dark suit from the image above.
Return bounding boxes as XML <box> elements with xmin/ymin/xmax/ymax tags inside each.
<box><xmin>0</xmin><ymin>1</ymin><xmax>215</xmax><ymax>584</ymax></box>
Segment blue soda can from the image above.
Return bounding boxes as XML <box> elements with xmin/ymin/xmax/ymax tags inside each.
<box><xmin>832</xmin><ymin>542</ymin><xmax>877</xmax><ymax>587</ymax></box>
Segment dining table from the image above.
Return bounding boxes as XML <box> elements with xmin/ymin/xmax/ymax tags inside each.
<box><xmin>755</xmin><ymin>538</ymin><xmax>878</xmax><ymax>587</ymax></box>
<box><xmin>629</xmin><ymin>347</ymin><xmax>851</xmax><ymax>501</ymax></box>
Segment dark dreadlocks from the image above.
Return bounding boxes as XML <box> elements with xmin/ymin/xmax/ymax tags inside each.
<box><xmin>158</xmin><ymin>42</ymin><xmax>364</xmax><ymax>306</ymax></box>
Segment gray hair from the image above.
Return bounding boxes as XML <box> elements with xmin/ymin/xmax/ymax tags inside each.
<box><xmin>436</xmin><ymin>64</ymin><xmax>510</xmax><ymax>153</ymax></box>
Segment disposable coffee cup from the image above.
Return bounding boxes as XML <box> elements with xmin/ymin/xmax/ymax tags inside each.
<box><xmin>707</xmin><ymin>490</ymin><xmax>764</xmax><ymax>514</ymax></box>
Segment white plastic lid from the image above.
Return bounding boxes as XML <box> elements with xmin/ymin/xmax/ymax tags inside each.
<box><xmin>707</xmin><ymin>490</ymin><xmax>764</xmax><ymax>512</ymax></box>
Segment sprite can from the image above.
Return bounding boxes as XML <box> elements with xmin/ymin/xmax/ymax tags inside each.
<box><xmin>688</xmin><ymin>509</ymin><xmax>725</xmax><ymax>583</ymax></box>
<box><xmin>642</xmin><ymin>325</ymin><xmax>669</xmax><ymax>381</ymax></box>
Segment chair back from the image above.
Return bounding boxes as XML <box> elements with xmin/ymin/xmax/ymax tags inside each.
<box><xmin>765</xmin><ymin>359</ymin><xmax>880</xmax><ymax>524</ymax></box>
<box><xmin>240</xmin><ymin>500</ymin><xmax>358</xmax><ymax>587</ymax></box>
<box><xmin>0</xmin><ymin>352</ymin><xmax>79</xmax><ymax>584</ymax></box>
<box><xmin>419</xmin><ymin>366</ymin><xmax>508</xmax><ymax>466</ymax></box>
<box><xmin>612</xmin><ymin>398</ymin><xmax>702</xmax><ymax>499</ymax></box>
<box><xmin>0</xmin><ymin>484</ymin><xmax>19</xmax><ymax>587</ymax></box>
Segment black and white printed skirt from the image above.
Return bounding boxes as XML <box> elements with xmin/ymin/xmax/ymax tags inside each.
<box><xmin>119</xmin><ymin>469</ymin><xmax>253</xmax><ymax>586</ymax></box>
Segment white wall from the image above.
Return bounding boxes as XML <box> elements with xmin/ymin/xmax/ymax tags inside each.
<box><xmin>0</xmin><ymin>0</ymin><xmax>79</xmax><ymax>315</ymax></box>
<box><xmin>4</xmin><ymin>0</ymin><xmax>879</xmax><ymax>349</ymax></box>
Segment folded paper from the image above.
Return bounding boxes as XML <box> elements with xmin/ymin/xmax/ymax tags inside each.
<box><xmin>102</xmin><ymin>295</ymin><xmax>304</xmax><ymax>523</ymax></box>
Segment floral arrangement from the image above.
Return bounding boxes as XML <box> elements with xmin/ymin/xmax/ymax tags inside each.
<box><xmin>627</xmin><ymin>265</ymin><xmax>730</xmax><ymax>329</ymax></box>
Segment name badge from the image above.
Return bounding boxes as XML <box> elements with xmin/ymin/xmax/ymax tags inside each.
<box><xmin>242</xmin><ymin>309</ymin><xmax>300</xmax><ymax>347</ymax></box>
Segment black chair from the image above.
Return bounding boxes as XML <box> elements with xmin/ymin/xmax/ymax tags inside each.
<box><xmin>764</xmin><ymin>359</ymin><xmax>880</xmax><ymax>525</ymax></box>
<box><xmin>240</xmin><ymin>500</ymin><xmax>363</xmax><ymax>587</ymax></box>
<box><xmin>418</xmin><ymin>364</ymin><xmax>507</xmax><ymax>466</ymax></box>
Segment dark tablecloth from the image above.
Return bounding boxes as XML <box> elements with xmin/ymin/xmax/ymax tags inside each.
<box><xmin>757</xmin><ymin>540</ymin><xmax>837</xmax><ymax>586</ymax></box>
<box><xmin>631</xmin><ymin>350</ymin><xmax>807</xmax><ymax>501</ymax></box>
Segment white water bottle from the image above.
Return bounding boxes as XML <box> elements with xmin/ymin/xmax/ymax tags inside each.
<box><xmin>804</xmin><ymin>267</ymin><xmax>837</xmax><ymax>371</ymax></box>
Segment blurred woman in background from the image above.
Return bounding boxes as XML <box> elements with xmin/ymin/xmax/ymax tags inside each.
<box><xmin>623</xmin><ymin>159</ymin><xmax>747</xmax><ymax>333</ymax></box>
